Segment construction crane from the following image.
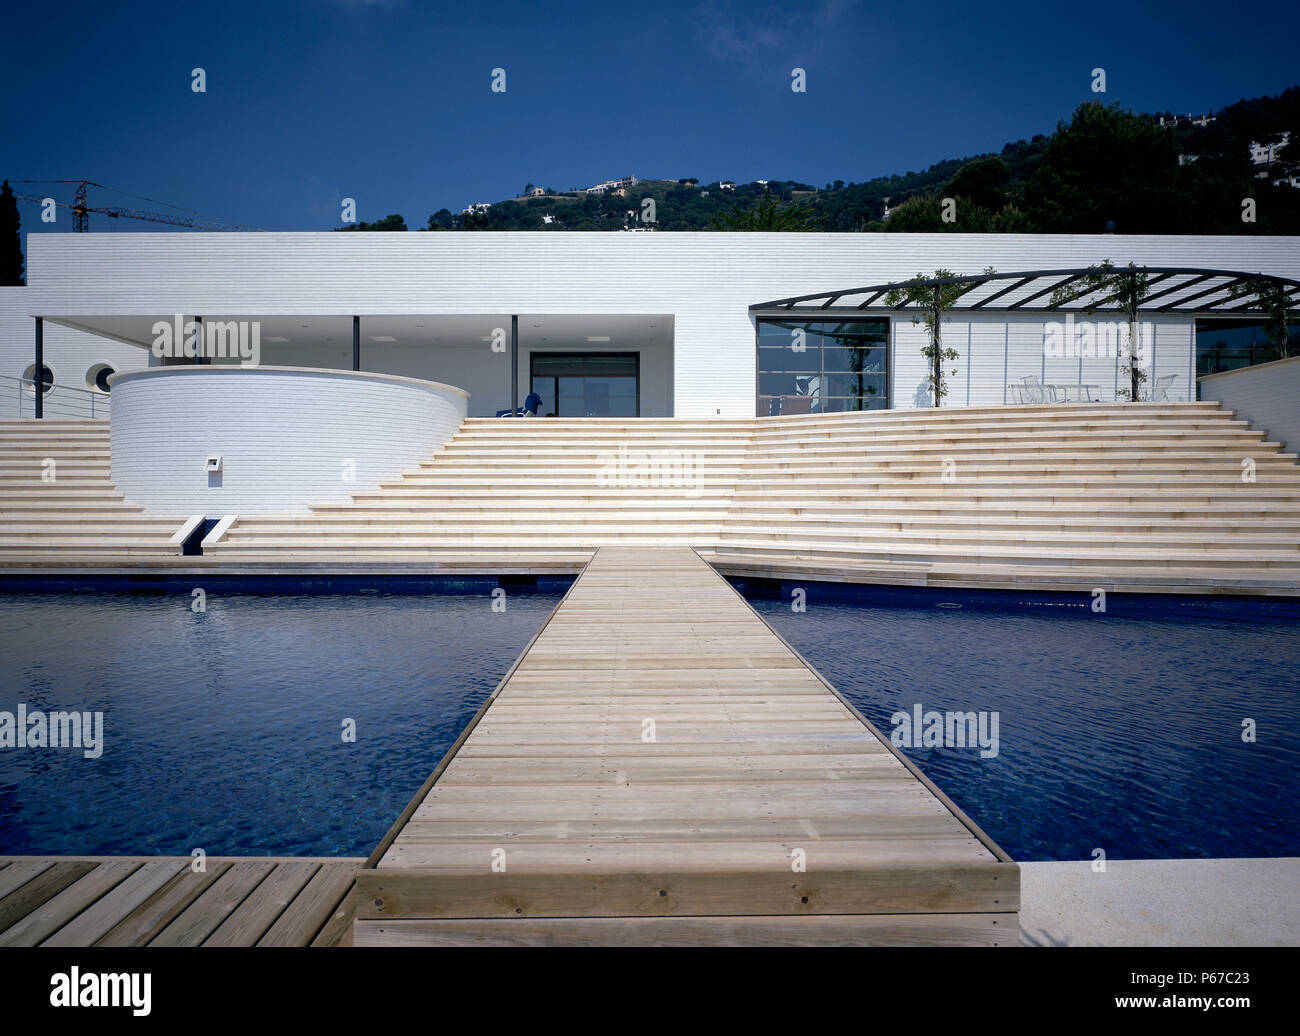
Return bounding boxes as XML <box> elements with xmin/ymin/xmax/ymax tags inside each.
<box><xmin>14</xmin><ymin>179</ymin><xmax>254</xmax><ymax>231</ymax></box>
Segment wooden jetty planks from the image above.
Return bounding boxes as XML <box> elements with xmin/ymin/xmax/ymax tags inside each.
<box><xmin>359</xmin><ymin>547</ymin><xmax>1018</xmax><ymax>943</ymax></box>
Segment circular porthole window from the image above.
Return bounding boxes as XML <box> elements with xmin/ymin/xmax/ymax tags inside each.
<box><xmin>21</xmin><ymin>363</ymin><xmax>54</xmax><ymax>396</ymax></box>
<box><xmin>86</xmin><ymin>363</ymin><xmax>116</xmax><ymax>393</ymax></box>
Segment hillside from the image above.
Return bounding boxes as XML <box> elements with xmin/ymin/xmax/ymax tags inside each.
<box><xmin>355</xmin><ymin>87</ymin><xmax>1300</xmax><ymax>235</ymax></box>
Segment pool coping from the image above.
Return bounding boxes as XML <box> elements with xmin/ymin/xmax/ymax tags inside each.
<box><xmin>4</xmin><ymin>562</ymin><xmax>1298</xmax><ymax>622</ymax></box>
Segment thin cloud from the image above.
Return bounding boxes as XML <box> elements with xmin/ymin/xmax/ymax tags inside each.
<box><xmin>693</xmin><ymin>0</ymin><xmax>860</xmax><ymax>73</ymax></box>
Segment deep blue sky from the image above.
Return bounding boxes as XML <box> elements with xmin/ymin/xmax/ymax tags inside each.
<box><xmin>3</xmin><ymin>0</ymin><xmax>1298</xmax><ymax>236</ymax></box>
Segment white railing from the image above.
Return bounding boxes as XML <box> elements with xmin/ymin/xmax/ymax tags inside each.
<box><xmin>2</xmin><ymin>375</ymin><xmax>112</xmax><ymax>419</ymax></box>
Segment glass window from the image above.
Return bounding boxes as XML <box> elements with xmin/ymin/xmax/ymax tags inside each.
<box><xmin>1196</xmin><ymin>319</ymin><xmax>1298</xmax><ymax>379</ymax></box>
<box><xmin>531</xmin><ymin>352</ymin><xmax>639</xmax><ymax>417</ymax></box>
<box><xmin>758</xmin><ymin>346</ymin><xmax>819</xmax><ymax>373</ymax></box>
<box><xmin>756</xmin><ymin>318</ymin><xmax>889</xmax><ymax>416</ymax></box>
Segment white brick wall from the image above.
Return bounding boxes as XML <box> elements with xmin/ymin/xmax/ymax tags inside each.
<box><xmin>1199</xmin><ymin>355</ymin><xmax>1300</xmax><ymax>452</ymax></box>
<box><xmin>22</xmin><ymin>231</ymin><xmax>1300</xmax><ymax>417</ymax></box>
<box><xmin>0</xmin><ymin>288</ymin><xmax>148</xmax><ymax>417</ymax></box>
<box><xmin>109</xmin><ymin>367</ymin><xmax>467</xmax><ymax>514</ymax></box>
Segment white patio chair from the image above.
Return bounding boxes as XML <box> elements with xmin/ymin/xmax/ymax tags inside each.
<box><xmin>1019</xmin><ymin>375</ymin><xmax>1048</xmax><ymax>404</ymax></box>
<box><xmin>1149</xmin><ymin>374</ymin><xmax>1177</xmax><ymax>402</ymax></box>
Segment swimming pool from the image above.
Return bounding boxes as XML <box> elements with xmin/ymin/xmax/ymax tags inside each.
<box><xmin>0</xmin><ymin>590</ymin><xmax>559</xmax><ymax>857</ymax></box>
<box><xmin>745</xmin><ymin>582</ymin><xmax>1300</xmax><ymax>862</ymax></box>
<box><xmin>3</xmin><ymin>581</ymin><xmax>1297</xmax><ymax>862</ymax></box>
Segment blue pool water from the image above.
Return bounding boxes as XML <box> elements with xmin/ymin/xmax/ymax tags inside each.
<box><xmin>0</xmin><ymin>591</ymin><xmax>558</xmax><ymax>857</ymax></box>
<box><xmin>3</xmin><ymin>584</ymin><xmax>1297</xmax><ymax>862</ymax></box>
<box><xmin>747</xmin><ymin>584</ymin><xmax>1300</xmax><ymax>862</ymax></box>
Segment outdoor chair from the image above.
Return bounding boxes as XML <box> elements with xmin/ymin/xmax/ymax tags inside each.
<box><xmin>1149</xmin><ymin>374</ymin><xmax>1177</xmax><ymax>402</ymax></box>
<box><xmin>1019</xmin><ymin>375</ymin><xmax>1049</xmax><ymax>404</ymax></box>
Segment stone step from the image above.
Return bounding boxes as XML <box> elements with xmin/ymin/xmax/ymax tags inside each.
<box><xmin>233</xmin><ymin>509</ymin><xmax>1300</xmax><ymax>531</ymax></box>
<box><xmin>207</xmin><ymin>537</ymin><xmax>1300</xmax><ymax>568</ymax></box>
<box><xmin>311</xmin><ymin>500</ymin><xmax>1300</xmax><ymax>520</ymax></box>
<box><xmin>0</xmin><ymin>543</ymin><xmax>179</xmax><ymax>555</ymax></box>
<box><xmin>216</xmin><ymin>522</ymin><xmax>1296</xmax><ymax>550</ymax></box>
<box><xmin>0</xmin><ymin>501</ymin><xmax>145</xmax><ymax>513</ymax></box>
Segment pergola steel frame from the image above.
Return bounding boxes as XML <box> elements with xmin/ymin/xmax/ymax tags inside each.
<box><xmin>750</xmin><ymin>267</ymin><xmax>1300</xmax><ymax>317</ymax></box>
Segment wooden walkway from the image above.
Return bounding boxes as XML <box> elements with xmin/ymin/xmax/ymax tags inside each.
<box><xmin>0</xmin><ymin>857</ymin><xmax>361</xmax><ymax>947</ymax></box>
<box><xmin>356</xmin><ymin>546</ymin><xmax>1018</xmax><ymax>945</ymax></box>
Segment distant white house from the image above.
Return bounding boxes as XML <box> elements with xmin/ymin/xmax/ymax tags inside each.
<box><xmin>461</xmin><ymin>202</ymin><xmax>491</xmax><ymax>215</ymax></box>
<box><xmin>585</xmin><ymin>175</ymin><xmax>639</xmax><ymax>196</ymax></box>
<box><xmin>1160</xmin><ymin>113</ymin><xmax>1217</xmax><ymax>128</ymax></box>
<box><xmin>719</xmin><ymin>181</ymin><xmax>736</xmax><ymax>191</ymax></box>
<box><xmin>1250</xmin><ymin>132</ymin><xmax>1291</xmax><ymax>166</ymax></box>
<box><xmin>529</xmin><ymin>187</ymin><xmax>546</xmax><ymax>197</ymax></box>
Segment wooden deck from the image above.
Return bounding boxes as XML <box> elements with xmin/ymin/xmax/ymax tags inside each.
<box><xmin>355</xmin><ymin>546</ymin><xmax>1019</xmax><ymax>945</ymax></box>
<box><xmin>0</xmin><ymin>857</ymin><xmax>361</xmax><ymax>947</ymax></box>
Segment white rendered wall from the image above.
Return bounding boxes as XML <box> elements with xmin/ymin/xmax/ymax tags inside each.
<box><xmin>889</xmin><ymin>312</ymin><xmax>1196</xmax><ymax>406</ymax></box>
<box><xmin>109</xmin><ymin>367</ymin><xmax>467</xmax><ymax>514</ymax></box>
<box><xmin>1199</xmin><ymin>355</ymin><xmax>1300</xmax><ymax>452</ymax></box>
<box><xmin>25</xmin><ymin>232</ymin><xmax>1299</xmax><ymax>416</ymax></box>
<box><xmin>0</xmin><ymin>287</ymin><xmax>148</xmax><ymax>417</ymax></box>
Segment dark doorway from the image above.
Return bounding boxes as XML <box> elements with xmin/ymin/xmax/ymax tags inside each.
<box><xmin>529</xmin><ymin>352</ymin><xmax>639</xmax><ymax>417</ymax></box>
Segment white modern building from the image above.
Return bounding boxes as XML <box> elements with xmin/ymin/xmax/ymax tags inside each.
<box><xmin>2</xmin><ymin>231</ymin><xmax>1298</xmax><ymax>424</ymax></box>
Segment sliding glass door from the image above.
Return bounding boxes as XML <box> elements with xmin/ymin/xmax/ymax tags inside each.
<box><xmin>530</xmin><ymin>352</ymin><xmax>639</xmax><ymax>417</ymax></box>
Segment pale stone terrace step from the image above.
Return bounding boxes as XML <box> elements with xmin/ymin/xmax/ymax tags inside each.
<box><xmin>0</xmin><ymin>485</ymin><xmax>130</xmax><ymax>498</ymax></box>
<box><xmin>709</xmin><ymin>540</ymin><xmax>1300</xmax><ymax>569</ymax></box>
<box><xmin>208</xmin><ymin>538</ymin><xmax>1300</xmax><ymax>569</ymax></box>
<box><xmin>699</xmin><ymin>551</ymin><xmax>1300</xmax><ymax>594</ymax></box>
<box><xmin>309</xmin><ymin>501</ymin><xmax>1300</xmax><ymax>522</ymax></box>
<box><xmin>0</xmin><ymin>501</ymin><xmax>146</xmax><ymax>513</ymax></box>
<box><xmin>216</xmin><ymin>523</ymin><xmax>1295</xmax><ymax>550</ymax></box>
<box><xmin>719</xmin><ymin>512</ymin><xmax>1299</xmax><ymax>533</ymax></box>
<box><xmin>0</xmin><ymin>442</ymin><xmax>111</xmax><ymax>451</ymax></box>
<box><xmin>0</xmin><ymin>467</ymin><xmax>115</xmax><ymax>476</ymax></box>
<box><xmin>454</xmin><ymin>423</ymin><xmax>1266</xmax><ymax>441</ymax></box>
<box><xmin>8</xmin><ymin>402</ymin><xmax>1299</xmax><ymax>591</ymax></box>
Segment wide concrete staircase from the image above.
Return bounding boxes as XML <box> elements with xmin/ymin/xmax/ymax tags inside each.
<box><xmin>210</xmin><ymin>403</ymin><xmax>1300</xmax><ymax>590</ymax></box>
<box><xmin>0</xmin><ymin>420</ymin><xmax>185</xmax><ymax>558</ymax></box>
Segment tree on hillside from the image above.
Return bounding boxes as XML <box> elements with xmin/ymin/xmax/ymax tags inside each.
<box><xmin>335</xmin><ymin>213</ymin><xmax>408</xmax><ymax>232</ymax></box>
<box><xmin>1052</xmin><ymin>261</ymin><xmax>1153</xmax><ymax>401</ymax></box>
<box><xmin>882</xmin><ymin>196</ymin><xmax>948</xmax><ymax>232</ymax></box>
<box><xmin>426</xmin><ymin>208</ymin><xmax>454</xmax><ymax>230</ymax></box>
<box><xmin>0</xmin><ymin>181</ymin><xmax>23</xmax><ymax>286</ymax></box>
<box><xmin>711</xmin><ymin>190</ymin><xmax>820</xmax><ymax>231</ymax></box>
<box><xmin>885</xmin><ymin>269</ymin><xmax>992</xmax><ymax>407</ymax></box>
<box><xmin>1026</xmin><ymin>102</ymin><xmax>1181</xmax><ymax>233</ymax></box>
<box><xmin>944</xmin><ymin>156</ymin><xmax>1011</xmax><ymax>212</ymax></box>
<box><xmin>1239</xmin><ymin>279</ymin><xmax>1299</xmax><ymax>361</ymax></box>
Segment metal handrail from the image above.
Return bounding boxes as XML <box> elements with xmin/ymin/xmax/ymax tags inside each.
<box><xmin>1</xmin><ymin>375</ymin><xmax>111</xmax><ymax>419</ymax></box>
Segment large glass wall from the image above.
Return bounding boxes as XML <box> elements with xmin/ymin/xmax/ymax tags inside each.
<box><xmin>1196</xmin><ymin>318</ymin><xmax>1299</xmax><ymax>382</ymax></box>
<box><xmin>756</xmin><ymin>318</ymin><xmax>889</xmax><ymax>417</ymax></box>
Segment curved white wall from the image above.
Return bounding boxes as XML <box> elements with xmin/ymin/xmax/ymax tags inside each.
<box><xmin>110</xmin><ymin>367</ymin><xmax>467</xmax><ymax>514</ymax></box>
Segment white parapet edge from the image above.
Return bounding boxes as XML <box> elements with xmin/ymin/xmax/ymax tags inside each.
<box><xmin>169</xmin><ymin>514</ymin><xmax>207</xmax><ymax>547</ymax></box>
<box><xmin>201</xmin><ymin>514</ymin><xmax>239</xmax><ymax>549</ymax></box>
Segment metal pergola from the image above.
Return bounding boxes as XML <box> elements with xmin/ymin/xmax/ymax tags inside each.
<box><xmin>750</xmin><ymin>267</ymin><xmax>1300</xmax><ymax>316</ymax></box>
